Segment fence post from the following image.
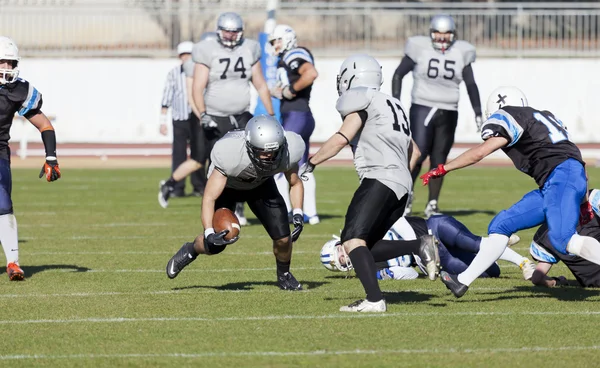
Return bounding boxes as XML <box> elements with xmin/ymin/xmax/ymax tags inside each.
<box><xmin>517</xmin><ymin>4</ymin><xmax>523</xmax><ymax>58</ymax></box>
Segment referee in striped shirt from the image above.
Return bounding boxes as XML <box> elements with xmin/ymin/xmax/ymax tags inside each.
<box><xmin>159</xmin><ymin>41</ymin><xmax>206</xmax><ymax>197</ymax></box>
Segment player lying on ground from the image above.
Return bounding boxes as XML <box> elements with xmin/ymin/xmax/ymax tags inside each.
<box><xmin>421</xmin><ymin>86</ymin><xmax>600</xmax><ymax>298</ymax></box>
<box><xmin>321</xmin><ymin>215</ymin><xmax>533</xmax><ymax>280</ymax></box>
<box><xmin>165</xmin><ymin>115</ymin><xmax>306</xmax><ymax>290</ymax></box>
<box><xmin>528</xmin><ymin>189</ymin><xmax>600</xmax><ymax>288</ymax></box>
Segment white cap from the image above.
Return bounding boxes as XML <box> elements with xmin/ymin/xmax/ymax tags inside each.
<box><xmin>177</xmin><ymin>41</ymin><xmax>193</xmax><ymax>55</ymax></box>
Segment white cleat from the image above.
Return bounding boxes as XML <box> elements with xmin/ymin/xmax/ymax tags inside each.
<box><xmin>308</xmin><ymin>215</ymin><xmax>320</xmax><ymax>225</ymax></box>
<box><xmin>508</xmin><ymin>233</ymin><xmax>521</xmax><ymax>247</ymax></box>
<box><xmin>340</xmin><ymin>299</ymin><xmax>386</xmax><ymax>313</ymax></box>
<box><xmin>424</xmin><ymin>200</ymin><xmax>442</xmax><ymax>219</ymax></box>
<box><xmin>520</xmin><ymin>259</ymin><xmax>536</xmax><ymax>281</ymax></box>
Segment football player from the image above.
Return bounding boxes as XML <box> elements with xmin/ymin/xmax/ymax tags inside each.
<box><xmin>165</xmin><ymin>115</ymin><xmax>305</xmax><ymax>290</ymax></box>
<box><xmin>321</xmin><ymin>215</ymin><xmax>533</xmax><ymax>281</ymax></box>
<box><xmin>300</xmin><ymin>54</ymin><xmax>440</xmax><ymax>312</ymax></box>
<box><xmin>268</xmin><ymin>25</ymin><xmax>320</xmax><ymax>225</ymax></box>
<box><xmin>159</xmin><ymin>13</ymin><xmax>275</xmax><ymax>226</ymax></box>
<box><xmin>0</xmin><ymin>37</ymin><xmax>61</xmax><ymax>281</ymax></box>
<box><xmin>529</xmin><ymin>189</ymin><xmax>600</xmax><ymax>288</ymax></box>
<box><xmin>392</xmin><ymin>14</ymin><xmax>482</xmax><ymax>218</ymax></box>
<box><xmin>421</xmin><ymin>86</ymin><xmax>600</xmax><ymax>298</ymax></box>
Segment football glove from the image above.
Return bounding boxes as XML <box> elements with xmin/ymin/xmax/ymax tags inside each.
<box><xmin>299</xmin><ymin>161</ymin><xmax>315</xmax><ymax>181</ymax></box>
<box><xmin>579</xmin><ymin>201</ymin><xmax>595</xmax><ymax>226</ymax></box>
<box><xmin>291</xmin><ymin>213</ymin><xmax>304</xmax><ymax>242</ymax></box>
<box><xmin>282</xmin><ymin>85</ymin><xmax>296</xmax><ymax>100</ymax></box>
<box><xmin>39</xmin><ymin>159</ymin><xmax>61</xmax><ymax>182</ymax></box>
<box><xmin>475</xmin><ymin>115</ymin><xmax>483</xmax><ymax>132</ymax></box>
<box><xmin>420</xmin><ymin>164</ymin><xmax>447</xmax><ymax>186</ymax></box>
<box><xmin>205</xmin><ymin>230</ymin><xmax>238</xmax><ymax>247</ymax></box>
<box><xmin>269</xmin><ymin>85</ymin><xmax>283</xmax><ymax>99</ymax></box>
<box><xmin>200</xmin><ymin>113</ymin><xmax>218</xmax><ymax>129</ymax></box>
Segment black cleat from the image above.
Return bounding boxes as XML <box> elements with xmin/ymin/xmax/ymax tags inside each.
<box><xmin>277</xmin><ymin>271</ymin><xmax>303</xmax><ymax>291</ymax></box>
<box><xmin>158</xmin><ymin>180</ymin><xmax>174</xmax><ymax>208</ymax></box>
<box><xmin>166</xmin><ymin>242</ymin><xmax>197</xmax><ymax>279</ymax></box>
<box><xmin>440</xmin><ymin>271</ymin><xmax>468</xmax><ymax>298</ymax></box>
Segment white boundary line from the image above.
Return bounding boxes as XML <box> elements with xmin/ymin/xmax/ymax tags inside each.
<box><xmin>2</xmin><ymin>311</ymin><xmax>600</xmax><ymax>325</ymax></box>
<box><xmin>1</xmin><ymin>345</ymin><xmax>600</xmax><ymax>360</ymax></box>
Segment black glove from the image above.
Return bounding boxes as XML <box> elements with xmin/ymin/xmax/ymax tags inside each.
<box><xmin>291</xmin><ymin>213</ymin><xmax>304</xmax><ymax>242</ymax></box>
<box><xmin>39</xmin><ymin>159</ymin><xmax>61</xmax><ymax>182</ymax></box>
<box><xmin>299</xmin><ymin>160</ymin><xmax>315</xmax><ymax>181</ymax></box>
<box><xmin>205</xmin><ymin>230</ymin><xmax>238</xmax><ymax>247</ymax></box>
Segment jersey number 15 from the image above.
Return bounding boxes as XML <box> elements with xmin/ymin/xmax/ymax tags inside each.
<box><xmin>386</xmin><ymin>100</ymin><xmax>410</xmax><ymax>135</ymax></box>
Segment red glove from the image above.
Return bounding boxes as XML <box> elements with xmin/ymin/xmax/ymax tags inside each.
<box><xmin>420</xmin><ymin>164</ymin><xmax>447</xmax><ymax>186</ymax></box>
<box><xmin>580</xmin><ymin>201</ymin><xmax>595</xmax><ymax>226</ymax></box>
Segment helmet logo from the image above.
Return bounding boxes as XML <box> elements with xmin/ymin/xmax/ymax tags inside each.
<box><xmin>264</xmin><ymin>142</ymin><xmax>279</xmax><ymax>150</ymax></box>
<box><xmin>496</xmin><ymin>94</ymin><xmax>507</xmax><ymax>104</ymax></box>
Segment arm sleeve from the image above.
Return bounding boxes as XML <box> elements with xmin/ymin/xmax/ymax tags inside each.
<box><xmin>391</xmin><ymin>56</ymin><xmax>415</xmax><ymax>100</ymax></box>
<box><xmin>462</xmin><ymin>64</ymin><xmax>482</xmax><ymax>116</ymax></box>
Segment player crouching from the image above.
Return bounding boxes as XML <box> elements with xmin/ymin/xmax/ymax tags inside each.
<box><xmin>165</xmin><ymin>115</ymin><xmax>306</xmax><ymax>290</ymax></box>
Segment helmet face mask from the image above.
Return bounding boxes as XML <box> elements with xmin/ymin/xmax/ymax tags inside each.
<box><xmin>216</xmin><ymin>12</ymin><xmax>244</xmax><ymax>48</ymax></box>
<box><xmin>320</xmin><ymin>238</ymin><xmax>353</xmax><ymax>272</ymax></box>
<box><xmin>0</xmin><ymin>36</ymin><xmax>20</xmax><ymax>84</ymax></box>
<box><xmin>430</xmin><ymin>14</ymin><xmax>456</xmax><ymax>52</ymax></box>
<box><xmin>268</xmin><ymin>25</ymin><xmax>297</xmax><ymax>56</ymax></box>
<box><xmin>336</xmin><ymin>54</ymin><xmax>383</xmax><ymax>96</ymax></box>
<box><xmin>245</xmin><ymin>115</ymin><xmax>286</xmax><ymax>172</ymax></box>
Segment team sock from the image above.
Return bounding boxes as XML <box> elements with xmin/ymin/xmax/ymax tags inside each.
<box><xmin>348</xmin><ymin>246</ymin><xmax>383</xmax><ymax>302</ymax></box>
<box><xmin>457</xmin><ymin>234</ymin><xmax>508</xmax><ymax>286</ymax></box>
<box><xmin>0</xmin><ymin>214</ymin><xmax>18</xmax><ymax>265</ymax></box>
<box><xmin>302</xmin><ymin>172</ymin><xmax>317</xmax><ymax>217</ymax></box>
<box><xmin>369</xmin><ymin>239</ymin><xmax>421</xmax><ymax>263</ymax></box>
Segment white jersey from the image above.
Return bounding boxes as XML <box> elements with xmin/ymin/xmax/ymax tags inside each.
<box><xmin>405</xmin><ymin>36</ymin><xmax>476</xmax><ymax>111</ymax></box>
<box><xmin>336</xmin><ymin>87</ymin><xmax>413</xmax><ymax>200</ymax></box>
<box><xmin>208</xmin><ymin>130</ymin><xmax>305</xmax><ymax>190</ymax></box>
<box><xmin>192</xmin><ymin>38</ymin><xmax>261</xmax><ymax>117</ymax></box>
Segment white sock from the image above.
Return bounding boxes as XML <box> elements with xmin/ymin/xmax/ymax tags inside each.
<box><xmin>0</xmin><ymin>214</ymin><xmax>18</xmax><ymax>265</ymax></box>
<box><xmin>302</xmin><ymin>172</ymin><xmax>317</xmax><ymax>217</ymax></box>
<box><xmin>458</xmin><ymin>234</ymin><xmax>508</xmax><ymax>286</ymax></box>
<box><xmin>499</xmin><ymin>247</ymin><xmax>527</xmax><ymax>267</ymax></box>
<box><xmin>568</xmin><ymin>234</ymin><xmax>600</xmax><ymax>265</ymax></box>
<box><xmin>274</xmin><ymin>173</ymin><xmax>291</xmax><ymax>212</ymax></box>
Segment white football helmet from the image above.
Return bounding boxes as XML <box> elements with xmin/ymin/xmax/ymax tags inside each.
<box><xmin>336</xmin><ymin>54</ymin><xmax>383</xmax><ymax>96</ymax></box>
<box><xmin>430</xmin><ymin>14</ymin><xmax>456</xmax><ymax>52</ymax></box>
<box><xmin>0</xmin><ymin>36</ymin><xmax>20</xmax><ymax>84</ymax></box>
<box><xmin>320</xmin><ymin>237</ymin><xmax>353</xmax><ymax>272</ymax></box>
<box><xmin>216</xmin><ymin>12</ymin><xmax>244</xmax><ymax>48</ymax></box>
<box><xmin>268</xmin><ymin>24</ymin><xmax>297</xmax><ymax>56</ymax></box>
<box><xmin>485</xmin><ymin>86</ymin><xmax>528</xmax><ymax>118</ymax></box>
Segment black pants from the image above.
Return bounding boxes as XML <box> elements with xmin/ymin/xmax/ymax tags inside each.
<box><xmin>172</xmin><ymin>115</ymin><xmax>207</xmax><ymax>194</ymax></box>
<box><xmin>203</xmin><ymin>111</ymin><xmax>253</xmax><ymax>161</ymax></box>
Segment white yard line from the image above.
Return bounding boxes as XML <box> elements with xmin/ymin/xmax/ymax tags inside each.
<box><xmin>0</xmin><ymin>345</ymin><xmax>600</xmax><ymax>361</ymax></box>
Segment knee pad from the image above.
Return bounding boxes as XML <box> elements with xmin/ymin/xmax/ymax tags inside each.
<box><xmin>205</xmin><ymin>242</ymin><xmax>227</xmax><ymax>255</ymax></box>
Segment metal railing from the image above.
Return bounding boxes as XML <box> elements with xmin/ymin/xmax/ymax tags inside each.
<box><xmin>0</xmin><ymin>1</ymin><xmax>598</xmax><ymax>57</ymax></box>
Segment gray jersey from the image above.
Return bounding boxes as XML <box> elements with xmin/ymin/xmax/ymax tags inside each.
<box><xmin>192</xmin><ymin>38</ymin><xmax>261</xmax><ymax>117</ymax></box>
<box><xmin>405</xmin><ymin>36</ymin><xmax>476</xmax><ymax>111</ymax></box>
<box><xmin>208</xmin><ymin>130</ymin><xmax>305</xmax><ymax>190</ymax></box>
<box><xmin>336</xmin><ymin>87</ymin><xmax>413</xmax><ymax>200</ymax></box>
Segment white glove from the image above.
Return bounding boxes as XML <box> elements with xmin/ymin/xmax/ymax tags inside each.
<box><xmin>200</xmin><ymin>113</ymin><xmax>217</xmax><ymax>129</ymax></box>
<box><xmin>282</xmin><ymin>85</ymin><xmax>296</xmax><ymax>100</ymax></box>
<box><xmin>270</xmin><ymin>84</ymin><xmax>283</xmax><ymax>99</ymax></box>
<box><xmin>159</xmin><ymin>114</ymin><xmax>168</xmax><ymax>136</ymax></box>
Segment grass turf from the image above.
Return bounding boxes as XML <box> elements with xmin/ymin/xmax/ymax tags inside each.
<box><xmin>1</xmin><ymin>166</ymin><xmax>600</xmax><ymax>367</ymax></box>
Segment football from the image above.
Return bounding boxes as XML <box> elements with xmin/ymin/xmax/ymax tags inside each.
<box><xmin>213</xmin><ymin>207</ymin><xmax>241</xmax><ymax>241</ymax></box>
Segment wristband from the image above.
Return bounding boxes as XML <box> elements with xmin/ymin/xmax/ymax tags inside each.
<box><xmin>292</xmin><ymin>208</ymin><xmax>303</xmax><ymax>216</ymax></box>
<box><xmin>288</xmin><ymin>84</ymin><xmax>297</xmax><ymax>95</ymax></box>
<box><xmin>204</xmin><ymin>228</ymin><xmax>215</xmax><ymax>237</ymax></box>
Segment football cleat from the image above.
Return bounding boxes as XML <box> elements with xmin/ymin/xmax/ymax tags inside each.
<box><xmin>308</xmin><ymin>215</ymin><xmax>320</xmax><ymax>225</ymax></box>
<box><xmin>340</xmin><ymin>299</ymin><xmax>386</xmax><ymax>313</ymax></box>
<box><xmin>7</xmin><ymin>262</ymin><xmax>24</xmax><ymax>281</ymax></box>
<box><xmin>415</xmin><ymin>234</ymin><xmax>440</xmax><ymax>281</ymax></box>
<box><xmin>235</xmin><ymin>203</ymin><xmax>248</xmax><ymax>226</ymax></box>
<box><xmin>440</xmin><ymin>271</ymin><xmax>468</xmax><ymax>298</ymax></box>
<box><xmin>424</xmin><ymin>200</ymin><xmax>442</xmax><ymax>219</ymax></box>
<box><xmin>166</xmin><ymin>242</ymin><xmax>197</xmax><ymax>279</ymax></box>
<box><xmin>277</xmin><ymin>271</ymin><xmax>303</xmax><ymax>290</ymax></box>
<box><xmin>520</xmin><ymin>259</ymin><xmax>536</xmax><ymax>281</ymax></box>
<box><xmin>507</xmin><ymin>233</ymin><xmax>521</xmax><ymax>247</ymax></box>
<box><xmin>158</xmin><ymin>180</ymin><xmax>174</xmax><ymax>209</ymax></box>
<box><xmin>403</xmin><ymin>191</ymin><xmax>413</xmax><ymax>216</ymax></box>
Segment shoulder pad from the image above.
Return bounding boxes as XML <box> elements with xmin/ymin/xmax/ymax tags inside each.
<box><xmin>182</xmin><ymin>59</ymin><xmax>194</xmax><ymax>78</ymax></box>
<box><xmin>481</xmin><ymin>108</ymin><xmax>523</xmax><ymax>146</ymax></box>
<box><xmin>283</xmin><ymin>47</ymin><xmax>314</xmax><ymax>68</ymax></box>
<box><xmin>404</xmin><ymin>36</ymin><xmax>430</xmax><ymax>61</ymax></box>
<box><xmin>242</xmin><ymin>38</ymin><xmax>261</xmax><ymax>65</ymax></box>
<box><xmin>284</xmin><ymin>131</ymin><xmax>305</xmax><ymax>168</ymax></box>
<box><xmin>453</xmin><ymin>40</ymin><xmax>476</xmax><ymax>65</ymax></box>
<box><xmin>336</xmin><ymin>87</ymin><xmax>373</xmax><ymax>118</ymax></box>
<box><xmin>192</xmin><ymin>39</ymin><xmax>214</xmax><ymax>65</ymax></box>
<box><xmin>210</xmin><ymin>131</ymin><xmax>245</xmax><ymax>175</ymax></box>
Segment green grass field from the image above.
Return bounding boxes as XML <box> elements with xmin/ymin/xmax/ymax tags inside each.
<box><xmin>2</xmin><ymin>166</ymin><xmax>600</xmax><ymax>367</ymax></box>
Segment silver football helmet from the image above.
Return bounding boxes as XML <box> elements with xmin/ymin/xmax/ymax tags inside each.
<box><xmin>0</xmin><ymin>36</ymin><xmax>20</xmax><ymax>84</ymax></box>
<box><xmin>485</xmin><ymin>86</ymin><xmax>528</xmax><ymax>118</ymax></box>
<box><xmin>430</xmin><ymin>14</ymin><xmax>456</xmax><ymax>52</ymax></box>
<box><xmin>216</xmin><ymin>12</ymin><xmax>244</xmax><ymax>48</ymax></box>
<box><xmin>336</xmin><ymin>54</ymin><xmax>383</xmax><ymax>96</ymax></box>
<box><xmin>200</xmin><ymin>31</ymin><xmax>218</xmax><ymax>42</ymax></box>
<box><xmin>320</xmin><ymin>237</ymin><xmax>353</xmax><ymax>272</ymax></box>
<box><xmin>268</xmin><ymin>24</ymin><xmax>297</xmax><ymax>56</ymax></box>
<box><xmin>245</xmin><ymin>115</ymin><xmax>287</xmax><ymax>171</ymax></box>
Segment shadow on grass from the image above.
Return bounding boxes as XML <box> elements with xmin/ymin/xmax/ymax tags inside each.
<box><xmin>459</xmin><ymin>285</ymin><xmax>600</xmax><ymax>302</ymax></box>
<box><xmin>1</xmin><ymin>264</ymin><xmax>92</xmax><ymax>279</ymax></box>
<box><xmin>173</xmin><ymin>280</ymin><xmax>328</xmax><ymax>292</ymax></box>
